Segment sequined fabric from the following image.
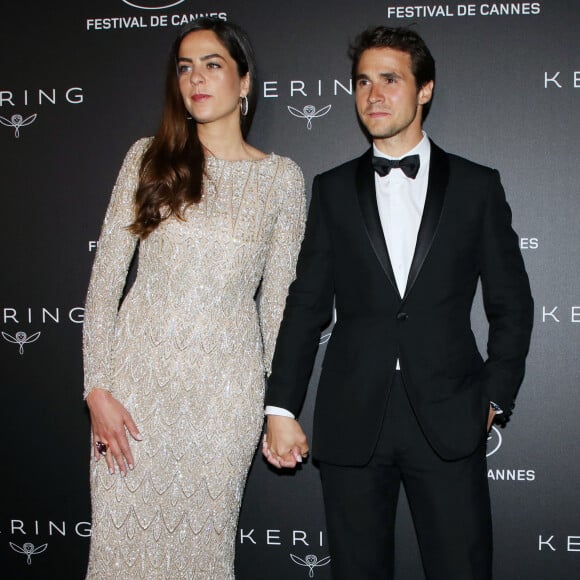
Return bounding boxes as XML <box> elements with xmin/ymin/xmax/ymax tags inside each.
<box><xmin>83</xmin><ymin>138</ymin><xmax>306</xmax><ymax>579</ymax></box>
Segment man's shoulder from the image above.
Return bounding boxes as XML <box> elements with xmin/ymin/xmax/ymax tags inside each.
<box><xmin>435</xmin><ymin>143</ymin><xmax>497</xmax><ymax>178</ymax></box>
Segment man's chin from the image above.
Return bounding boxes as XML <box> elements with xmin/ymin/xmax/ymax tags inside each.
<box><xmin>367</xmin><ymin>129</ymin><xmax>398</xmax><ymax>140</ymax></box>
<box><xmin>361</xmin><ymin>121</ymin><xmax>398</xmax><ymax>141</ymax></box>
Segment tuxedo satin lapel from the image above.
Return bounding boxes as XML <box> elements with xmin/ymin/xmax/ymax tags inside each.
<box><xmin>356</xmin><ymin>149</ymin><xmax>400</xmax><ymax>298</ymax></box>
<box><xmin>403</xmin><ymin>142</ymin><xmax>449</xmax><ymax>301</ymax></box>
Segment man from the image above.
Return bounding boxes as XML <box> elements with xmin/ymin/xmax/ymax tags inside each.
<box><xmin>263</xmin><ymin>26</ymin><xmax>533</xmax><ymax>580</ymax></box>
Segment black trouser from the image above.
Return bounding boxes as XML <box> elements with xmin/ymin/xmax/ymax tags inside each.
<box><xmin>319</xmin><ymin>372</ymin><xmax>492</xmax><ymax>580</ymax></box>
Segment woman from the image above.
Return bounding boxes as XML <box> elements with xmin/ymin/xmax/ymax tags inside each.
<box><xmin>83</xmin><ymin>18</ymin><xmax>305</xmax><ymax>579</ymax></box>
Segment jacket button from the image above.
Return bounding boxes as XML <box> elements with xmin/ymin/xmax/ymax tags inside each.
<box><xmin>397</xmin><ymin>312</ymin><xmax>408</xmax><ymax>321</ymax></box>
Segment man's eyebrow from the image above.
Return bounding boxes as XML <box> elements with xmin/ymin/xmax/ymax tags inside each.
<box><xmin>355</xmin><ymin>71</ymin><xmax>402</xmax><ymax>81</ymax></box>
<box><xmin>380</xmin><ymin>72</ymin><xmax>402</xmax><ymax>80</ymax></box>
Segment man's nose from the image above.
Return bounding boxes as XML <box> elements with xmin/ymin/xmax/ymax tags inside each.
<box><xmin>367</xmin><ymin>84</ymin><xmax>383</xmax><ymax>103</ymax></box>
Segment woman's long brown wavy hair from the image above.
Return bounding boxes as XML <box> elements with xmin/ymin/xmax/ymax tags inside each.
<box><xmin>129</xmin><ymin>18</ymin><xmax>258</xmax><ymax>239</ymax></box>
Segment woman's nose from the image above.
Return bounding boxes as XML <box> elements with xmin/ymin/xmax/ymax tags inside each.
<box><xmin>189</xmin><ymin>68</ymin><xmax>204</xmax><ymax>86</ymax></box>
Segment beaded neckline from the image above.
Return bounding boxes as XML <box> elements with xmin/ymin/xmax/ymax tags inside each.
<box><xmin>206</xmin><ymin>153</ymin><xmax>276</xmax><ymax>164</ymax></box>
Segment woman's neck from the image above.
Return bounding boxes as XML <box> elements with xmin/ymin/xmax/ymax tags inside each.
<box><xmin>197</xmin><ymin>121</ymin><xmax>248</xmax><ymax>161</ymax></box>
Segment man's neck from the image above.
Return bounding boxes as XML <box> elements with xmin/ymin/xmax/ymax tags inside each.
<box><xmin>373</xmin><ymin>130</ymin><xmax>424</xmax><ymax>158</ymax></box>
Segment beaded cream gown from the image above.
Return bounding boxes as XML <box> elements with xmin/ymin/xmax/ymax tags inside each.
<box><xmin>83</xmin><ymin>138</ymin><xmax>305</xmax><ymax>579</ymax></box>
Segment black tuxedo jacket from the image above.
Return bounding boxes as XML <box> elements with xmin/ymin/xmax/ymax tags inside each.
<box><xmin>266</xmin><ymin>141</ymin><xmax>533</xmax><ymax>464</ymax></box>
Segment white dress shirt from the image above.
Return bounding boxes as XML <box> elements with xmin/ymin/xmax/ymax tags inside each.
<box><xmin>374</xmin><ymin>133</ymin><xmax>430</xmax><ymax>297</ymax></box>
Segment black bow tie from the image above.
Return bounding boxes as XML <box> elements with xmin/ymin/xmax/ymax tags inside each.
<box><xmin>372</xmin><ymin>154</ymin><xmax>420</xmax><ymax>179</ymax></box>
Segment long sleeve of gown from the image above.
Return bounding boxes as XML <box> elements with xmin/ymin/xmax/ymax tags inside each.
<box><xmin>259</xmin><ymin>158</ymin><xmax>306</xmax><ymax>376</ymax></box>
<box><xmin>82</xmin><ymin>138</ymin><xmax>150</xmax><ymax>398</ymax></box>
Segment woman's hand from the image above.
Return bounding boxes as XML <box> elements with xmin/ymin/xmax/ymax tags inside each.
<box><xmin>263</xmin><ymin>415</ymin><xmax>309</xmax><ymax>469</ymax></box>
<box><xmin>86</xmin><ymin>388</ymin><xmax>142</xmax><ymax>476</ymax></box>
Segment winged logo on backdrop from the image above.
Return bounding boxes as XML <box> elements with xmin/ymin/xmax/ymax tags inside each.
<box><xmin>2</xmin><ymin>331</ymin><xmax>41</xmax><ymax>354</ymax></box>
<box><xmin>288</xmin><ymin>105</ymin><xmax>332</xmax><ymax>130</ymax></box>
<box><xmin>9</xmin><ymin>542</ymin><xmax>48</xmax><ymax>565</ymax></box>
<box><xmin>290</xmin><ymin>553</ymin><xmax>331</xmax><ymax>577</ymax></box>
<box><xmin>0</xmin><ymin>113</ymin><xmax>37</xmax><ymax>138</ymax></box>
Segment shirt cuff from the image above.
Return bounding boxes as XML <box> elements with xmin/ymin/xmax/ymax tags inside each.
<box><xmin>265</xmin><ymin>405</ymin><xmax>295</xmax><ymax>419</ymax></box>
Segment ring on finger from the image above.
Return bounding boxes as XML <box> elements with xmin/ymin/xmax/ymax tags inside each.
<box><xmin>96</xmin><ymin>441</ymin><xmax>108</xmax><ymax>456</ymax></box>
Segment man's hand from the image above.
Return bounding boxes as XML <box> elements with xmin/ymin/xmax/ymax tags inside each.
<box><xmin>487</xmin><ymin>405</ymin><xmax>497</xmax><ymax>432</ymax></box>
<box><xmin>263</xmin><ymin>415</ymin><xmax>309</xmax><ymax>469</ymax></box>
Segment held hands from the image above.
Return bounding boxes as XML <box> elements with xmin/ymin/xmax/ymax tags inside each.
<box><xmin>262</xmin><ymin>415</ymin><xmax>309</xmax><ymax>469</ymax></box>
<box><xmin>86</xmin><ymin>388</ymin><xmax>142</xmax><ymax>476</ymax></box>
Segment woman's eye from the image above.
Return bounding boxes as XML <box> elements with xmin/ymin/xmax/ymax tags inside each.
<box><xmin>207</xmin><ymin>62</ymin><xmax>221</xmax><ymax>69</ymax></box>
<box><xmin>177</xmin><ymin>64</ymin><xmax>191</xmax><ymax>75</ymax></box>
